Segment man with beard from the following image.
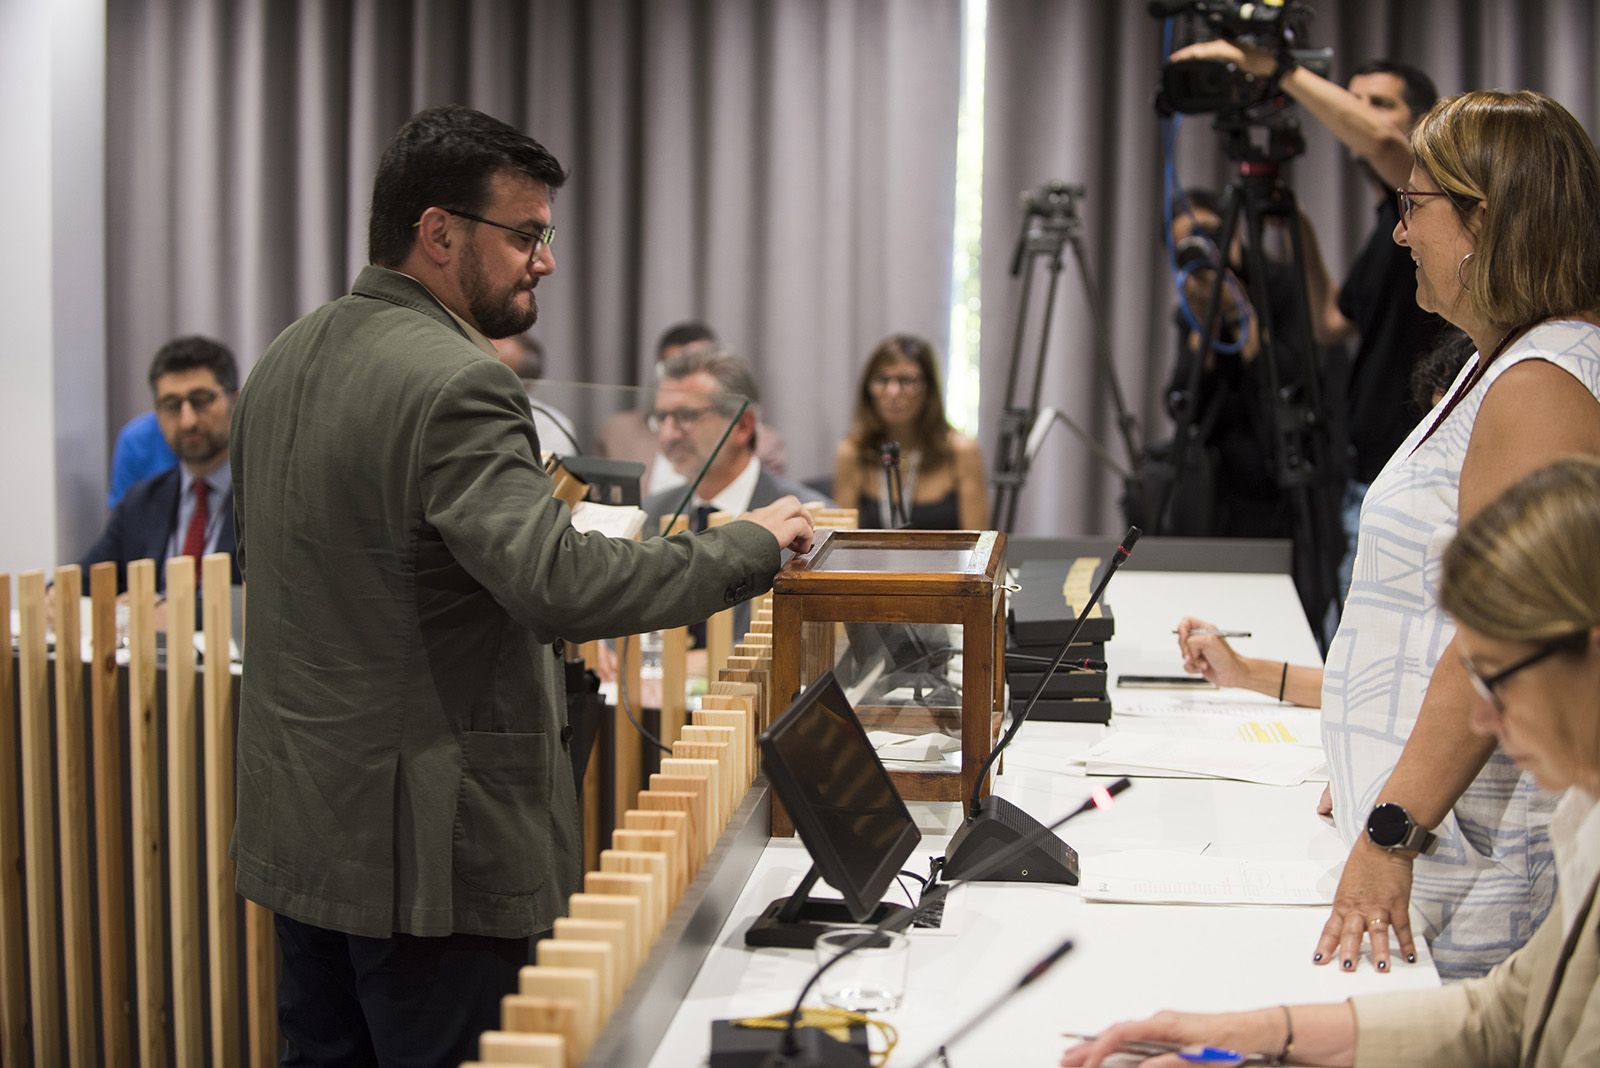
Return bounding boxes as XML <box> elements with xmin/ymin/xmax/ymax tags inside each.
<box><xmin>229</xmin><ymin>105</ymin><xmax>813</xmax><ymax>1064</ymax></box>
<box><xmin>78</xmin><ymin>335</ymin><xmax>242</xmax><ymax>592</ymax></box>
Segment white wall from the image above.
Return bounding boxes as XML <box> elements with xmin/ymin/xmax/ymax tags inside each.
<box><xmin>0</xmin><ymin>0</ymin><xmax>107</xmax><ymax>575</ymax></box>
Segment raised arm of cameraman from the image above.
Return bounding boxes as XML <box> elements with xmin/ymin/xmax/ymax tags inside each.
<box><xmin>1169</xmin><ymin>39</ymin><xmax>1415</xmax><ymax>189</ymax></box>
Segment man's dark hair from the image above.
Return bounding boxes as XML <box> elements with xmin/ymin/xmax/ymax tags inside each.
<box><xmin>368</xmin><ymin>104</ymin><xmax>567</xmax><ymax>267</ymax></box>
<box><xmin>655</xmin><ymin>320</ymin><xmax>718</xmax><ymax>358</ymax></box>
<box><xmin>147</xmin><ymin>335</ymin><xmax>238</xmax><ymax>394</ymax></box>
<box><xmin>1350</xmin><ymin>59</ymin><xmax>1438</xmax><ymax>118</ymax></box>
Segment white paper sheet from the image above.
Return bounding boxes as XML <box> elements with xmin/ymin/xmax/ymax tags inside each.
<box><xmin>1074</xmin><ymin>733</ymin><xmax>1327</xmax><ymax>786</ymax></box>
<box><xmin>1080</xmin><ymin>849</ymin><xmax>1338</xmax><ymax>906</ymax></box>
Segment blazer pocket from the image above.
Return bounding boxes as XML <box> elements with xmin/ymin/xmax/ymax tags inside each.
<box><xmin>453</xmin><ymin>730</ymin><xmax>549</xmax><ymax>896</ymax></box>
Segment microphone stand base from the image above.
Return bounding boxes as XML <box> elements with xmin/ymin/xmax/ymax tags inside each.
<box><xmin>942</xmin><ymin>795</ymin><xmax>1081</xmax><ymax>884</ymax></box>
<box><xmin>710</xmin><ymin>1017</ymin><xmax>871</xmax><ymax>1067</ymax></box>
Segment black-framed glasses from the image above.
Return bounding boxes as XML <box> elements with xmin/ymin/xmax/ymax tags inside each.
<box><xmin>1460</xmin><ymin>633</ymin><xmax>1588</xmax><ymax>712</ymax></box>
<box><xmin>1395</xmin><ymin>187</ymin><xmax>1456</xmax><ymax>230</ymax></box>
<box><xmin>646</xmin><ymin>406</ymin><xmax>719</xmax><ymax>433</ymax></box>
<box><xmin>155</xmin><ymin>388</ymin><xmax>223</xmax><ymax>417</ymax></box>
<box><xmin>868</xmin><ymin>373</ymin><xmax>926</xmax><ymax>394</ymax></box>
<box><xmin>426</xmin><ymin>208</ymin><xmax>556</xmax><ymax>258</ymax></box>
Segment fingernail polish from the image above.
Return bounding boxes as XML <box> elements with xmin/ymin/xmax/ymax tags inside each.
<box><xmin>1343</xmin><ymin>959</ymin><xmax>1353</xmax><ymax>970</ymax></box>
<box><xmin>1407</xmin><ymin>953</ymin><xmax>1416</xmax><ymax>963</ymax></box>
<box><xmin>1313</xmin><ymin>953</ymin><xmax>1323</xmax><ymax>962</ymax></box>
<box><xmin>1377</xmin><ymin>960</ymin><xmax>1388</xmax><ymax>971</ymax></box>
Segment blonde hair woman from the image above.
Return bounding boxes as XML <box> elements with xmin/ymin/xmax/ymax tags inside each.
<box><xmin>1069</xmin><ymin>456</ymin><xmax>1600</xmax><ymax>1067</ymax></box>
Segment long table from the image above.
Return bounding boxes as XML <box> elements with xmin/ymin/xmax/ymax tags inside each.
<box><xmin>640</xmin><ymin>563</ymin><xmax>1441</xmax><ymax>1065</ymax></box>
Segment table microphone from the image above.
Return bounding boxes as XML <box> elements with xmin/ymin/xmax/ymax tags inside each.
<box><xmin>941</xmin><ymin>526</ymin><xmax>1140</xmax><ymax>884</ymax></box>
<box><xmin>736</xmin><ymin>779</ymin><xmax>1131</xmax><ymax>1067</ymax></box>
<box><xmin>879</xmin><ymin>441</ymin><xmax>906</xmax><ymax>528</ymax></box>
<box><xmin>904</xmin><ymin>937</ymin><xmax>1076</xmax><ymax>1068</ymax></box>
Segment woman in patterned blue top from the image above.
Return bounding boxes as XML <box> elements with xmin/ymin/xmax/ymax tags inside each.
<box><xmin>1181</xmin><ymin>90</ymin><xmax>1600</xmax><ymax>980</ymax></box>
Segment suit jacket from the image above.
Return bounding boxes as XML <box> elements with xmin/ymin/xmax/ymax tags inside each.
<box><xmin>1351</xmin><ymin>873</ymin><xmax>1600</xmax><ymax>1066</ymax></box>
<box><xmin>638</xmin><ymin>464</ymin><xmax>832</xmax><ymax>535</ymax></box>
<box><xmin>640</xmin><ymin>466</ymin><xmax>831</xmax><ymax>639</ymax></box>
<box><xmin>78</xmin><ymin>465</ymin><xmax>241</xmax><ymax>593</ymax></box>
<box><xmin>230</xmin><ymin>266</ymin><xmax>781</xmax><ymax>939</ymax></box>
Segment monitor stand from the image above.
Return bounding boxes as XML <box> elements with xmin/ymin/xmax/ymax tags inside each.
<box><xmin>743</xmin><ymin>865</ymin><xmax>908</xmax><ymax>949</ymax></box>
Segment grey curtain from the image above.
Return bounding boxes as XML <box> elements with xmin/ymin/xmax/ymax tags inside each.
<box><xmin>979</xmin><ymin>0</ymin><xmax>1600</xmax><ymax>536</ymax></box>
<box><xmin>106</xmin><ymin>0</ymin><xmax>962</xmax><ymax>486</ymax></box>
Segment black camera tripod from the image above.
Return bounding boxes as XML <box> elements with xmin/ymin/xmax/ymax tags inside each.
<box><xmin>1155</xmin><ymin>113</ymin><xmax>1343</xmax><ymax>638</ymax></box>
<box><xmin>990</xmin><ymin>183</ymin><xmax>1141</xmax><ymax>533</ymax></box>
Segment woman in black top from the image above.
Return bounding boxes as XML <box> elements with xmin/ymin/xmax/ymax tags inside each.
<box><xmin>832</xmin><ymin>334</ymin><xmax>988</xmax><ymax>530</ymax></box>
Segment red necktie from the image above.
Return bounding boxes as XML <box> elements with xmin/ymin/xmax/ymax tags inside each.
<box><xmin>182</xmin><ymin>479</ymin><xmax>210</xmax><ymax>563</ymax></box>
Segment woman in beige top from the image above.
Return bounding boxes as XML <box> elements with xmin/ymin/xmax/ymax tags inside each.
<box><xmin>1064</xmin><ymin>456</ymin><xmax>1600</xmax><ymax>1068</ymax></box>
<box><xmin>832</xmin><ymin>334</ymin><xmax>988</xmax><ymax>530</ymax></box>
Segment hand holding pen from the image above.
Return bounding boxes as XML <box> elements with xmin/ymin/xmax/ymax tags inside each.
<box><xmin>1174</xmin><ymin>616</ymin><xmax>1255</xmax><ymax>690</ymax></box>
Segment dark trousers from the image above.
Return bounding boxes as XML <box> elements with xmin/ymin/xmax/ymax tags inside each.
<box><xmin>275</xmin><ymin>914</ymin><xmax>530</xmax><ymax>1067</ymax></box>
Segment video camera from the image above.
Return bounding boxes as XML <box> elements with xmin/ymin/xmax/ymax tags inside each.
<box><xmin>1150</xmin><ymin>0</ymin><xmax>1327</xmax><ymax>118</ymax></box>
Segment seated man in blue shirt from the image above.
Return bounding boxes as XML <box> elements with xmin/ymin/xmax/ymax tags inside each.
<box><xmin>80</xmin><ymin>335</ymin><xmax>243</xmax><ymax>593</ymax></box>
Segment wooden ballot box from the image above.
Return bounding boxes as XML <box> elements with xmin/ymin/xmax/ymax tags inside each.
<box><xmin>770</xmin><ymin>529</ymin><xmax>1006</xmax><ymax>815</ymax></box>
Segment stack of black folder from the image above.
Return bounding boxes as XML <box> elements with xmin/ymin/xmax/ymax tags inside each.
<box><xmin>1006</xmin><ymin>558</ymin><xmax>1114</xmax><ymax>723</ymax></box>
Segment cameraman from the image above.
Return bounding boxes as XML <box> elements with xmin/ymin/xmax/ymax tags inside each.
<box><xmin>1170</xmin><ymin>39</ymin><xmax>1448</xmax><ymax>597</ymax></box>
<box><xmin>1164</xmin><ymin>189</ymin><xmax>1325</xmax><ymax>541</ymax></box>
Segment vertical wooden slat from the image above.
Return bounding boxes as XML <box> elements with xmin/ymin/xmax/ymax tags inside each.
<box><xmin>246</xmin><ymin>902</ymin><xmax>276</xmax><ymax>1068</ymax></box>
<box><xmin>202</xmin><ymin>555</ymin><xmax>239</xmax><ymax>1066</ymax></box>
<box><xmin>127</xmin><ymin>559</ymin><xmax>167</xmax><ymax>1066</ymax></box>
<box><xmin>88</xmin><ymin>562</ymin><xmax>130</xmax><ymax>1064</ymax></box>
<box><xmin>165</xmin><ymin>557</ymin><xmax>203</xmax><ymax>1065</ymax></box>
<box><xmin>18</xmin><ymin>571</ymin><xmax>62</xmax><ymax>1066</ymax></box>
<box><xmin>705</xmin><ymin>516</ymin><xmax>734</xmax><ymax>675</ymax></box>
<box><xmin>613</xmin><ymin>631</ymin><xmax>642</xmax><ymax>830</ymax></box>
<box><xmin>0</xmin><ymin>574</ymin><xmax>29</xmax><ymax>1067</ymax></box>
<box><xmin>657</xmin><ymin>516</ymin><xmax>689</xmax><ymax>751</ymax></box>
<box><xmin>52</xmin><ymin>567</ymin><xmax>96</xmax><ymax>1064</ymax></box>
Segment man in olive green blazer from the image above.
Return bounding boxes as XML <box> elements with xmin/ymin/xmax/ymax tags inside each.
<box><xmin>231</xmin><ymin>105</ymin><xmax>812</xmax><ymax>1065</ymax></box>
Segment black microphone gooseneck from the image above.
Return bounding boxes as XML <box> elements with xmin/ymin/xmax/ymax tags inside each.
<box><xmin>769</xmin><ymin>779</ymin><xmax>1132</xmax><ymax>1066</ymax></box>
<box><xmin>967</xmin><ymin>526</ymin><xmax>1139</xmax><ymax>819</ymax></box>
<box><xmin>940</xmin><ymin>527</ymin><xmax>1140</xmax><ymax>885</ymax></box>
<box><xmin>879</xmin><ymin>441</ymin><xmax>906</xmax><ymax>528</ymax></box>
<box><xmin>905</xmin><ymin>937</ymin><xmax>1077</xmax><ymax>1068</ymax></box>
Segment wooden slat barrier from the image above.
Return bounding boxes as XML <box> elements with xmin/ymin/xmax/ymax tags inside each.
<box><xmin>0</xmin><ymin>574</ymin><xmax>27</xmax><ymax>1067</ymax></box>
<box><xmin>473</xmin><ymin>598</ymin><xmax>794</xmax><ymax>1065</ymax></box>
<box><xmin>89</xmin><ymin>562</ymin><xmax>131</xmax><ymax>1064</ymax></box>
<box><xmin>1</xmin><ymin>554</ymin><xmax>280</xmax><ymax>1066</ymax></box>
<box><xmin>17</xmin><ymin>571</ymin><xmax>61</xmax><ymax>1066</ymax></box>
<box><xmin>52</xmin><ymin>567</ymin><xmax>95</xmax><ymax>1063</ymax></box>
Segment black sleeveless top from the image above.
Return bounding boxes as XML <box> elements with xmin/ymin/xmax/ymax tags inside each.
<box><xmin>857</xmin><ymin>491</ymin><xmax>961</xmax><ymax>530</ymax></box>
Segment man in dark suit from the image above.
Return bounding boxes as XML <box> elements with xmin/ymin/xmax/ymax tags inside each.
<box><xmin>640</xmin><ymin>345</ymin><xmax>830</xmax><ymax>533</ymax></box>
<box><xmin>229</xmin><ymin>105</ymin><xmax>813</xmax><ymax>1065</ymax></box>
<box><xmin>79</xmin><ymin>336</ymin><xmax>241</xmax><ymax>592</ymax></box>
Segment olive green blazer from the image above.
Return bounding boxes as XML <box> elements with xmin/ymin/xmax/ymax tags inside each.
<box><xmin>231</xmin><ymin>266</ymin><xmax>779</xmax><ymax>938</ymax></box>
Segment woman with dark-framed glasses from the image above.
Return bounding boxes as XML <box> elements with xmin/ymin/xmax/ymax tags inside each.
<box><xmin>1178</xmin><ymin>90</ymin><xmax>1600</xmax><ymax>981</ymax></box>
<box><xmin>832</xmin><ymin>334</ymin><xmax>988</xmax><ymax>530</ymax></box>
<box><xmin>1070</xmin><ymin>456</ymin><xmax>1600</xmax><ymax>1067</ymax></box>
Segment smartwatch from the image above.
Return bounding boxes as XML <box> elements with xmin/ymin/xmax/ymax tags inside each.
<box><xmin>1365</xmin><ymin>802</ymin><xmax>1438</xmax><ymax>855</ymax></box>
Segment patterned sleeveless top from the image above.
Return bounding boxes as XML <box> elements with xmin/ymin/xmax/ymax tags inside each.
<box><xmin>1322</xmin><ymin>319</ymin><xmax>1600</xmax><ymax>979</ymax></box>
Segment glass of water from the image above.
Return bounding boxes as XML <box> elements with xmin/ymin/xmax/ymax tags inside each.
<box><xmin>813</xmin><ymin>927</ymin><xmax>909</xmax><ymax>1012</ymax></box>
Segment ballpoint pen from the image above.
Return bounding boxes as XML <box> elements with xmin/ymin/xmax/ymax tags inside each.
<box><xmin>1062</xmin><ymin>1033</ymin><xmax>1268</xmax><ymax>1064</ymax></box>
<box><xmin>1172</xmin><ymin>628</ymin><xmax>1252</xmax><ymax>638</ymax></box>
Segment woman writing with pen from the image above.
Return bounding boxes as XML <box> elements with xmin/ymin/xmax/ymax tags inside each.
<box><xmin>1072</xmin><ymin>456</ymin><xmax>1600</xmax><ymax>1067</ymax></box>
<box><xmin>1178</xmin><ymin>90</ymin><xmax>1600</xmax><ymax>981</ymax></box>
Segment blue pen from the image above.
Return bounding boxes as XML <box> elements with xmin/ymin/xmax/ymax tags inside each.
<box><xmin>1178</xmin><ymin>1047</ymin><xmax>1246</xmax><ymax>1065</ymax></box>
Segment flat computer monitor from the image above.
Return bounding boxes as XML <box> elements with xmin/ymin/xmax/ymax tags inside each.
<box><xmin>745</xmin><ymin>671</ymin><xmax>922</xmax><ymax>948</ymax></box>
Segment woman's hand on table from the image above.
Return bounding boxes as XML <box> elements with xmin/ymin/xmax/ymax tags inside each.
<box><xmin>1061</xmin><ymin>1008</ymin><xmax>1283</xmax><ymax>1068</ymax></box>
<box><xmin>1314</xmin><ymin>839</ymin><xmax>1418</xmax><ymax>973</ymax></box>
